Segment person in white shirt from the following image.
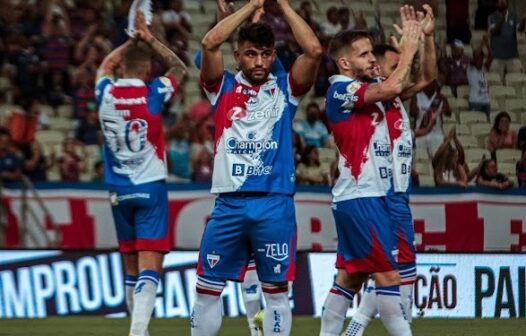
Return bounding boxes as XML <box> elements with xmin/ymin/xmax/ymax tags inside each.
<box><xmin>467</xmin><ymin>36</ymin><xmax>493</xmax><ymax>119</ymax></box>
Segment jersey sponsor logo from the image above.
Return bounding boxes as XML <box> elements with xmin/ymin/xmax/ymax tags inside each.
<box><xmin>373</xmin><ymin>141</ymin><xmax>391</xmax><ymax>157</ymax></box>
<box><xmin>107</xmin><ymin>96</ymin><xmax>147</xmax><ymax>105</ymax></box>
<box><xmin>226</xmin><ymin>133</ymin><xmax>278</xmax><ymax>154</ymax></box>
<box><xmin>333</xmin><ymin>91</ymin><xmax>359</xmax><ymax>111</ymax></box>
<box><xmin>397</xmin><ymin>144</ymin><xmax>412</xmax><ymax>158</ymax></box>
<box><xmin>236</xmin><ymin>86</ymin><xmax>258</xmax><ymax>96</ymax></box>
<box><xmin>265</xmin><ymin>243</ymin><xmax>289</xmax><ymax>261</ymax></box>
<box><xmin>379</xmin><ymin>167</ymin><xmax>393</xmax><ymax>179</ymax></box>
<box><xmin>227</xmin><ymin>106</ymin><xmax>248</xmax><ymax>121</ymax></box>
<box><xmin>207</xmin><ymin>254</ymin><xmax>220</xmax><ymax>268</ymax></box>
<box><xmin>232</xmin><ymin>163</ymin><xmax>272</xmax><ymax>176</ymax></box>
<box><xmin>394</xmin><ymin>119</ymin><xmax>410</xmax><ymax>131</ymax></box>
<box><xmin>227</xmin><ymin>106</ymin><xmax>279</xmax><ymax>121</ymax></box>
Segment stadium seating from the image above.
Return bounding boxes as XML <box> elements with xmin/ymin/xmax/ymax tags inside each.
<box><xmin>459</xmin><ymin>111</ymin><xmax>488</xmax><ymax>125</ymax></box>
<box><xmin>495</xmin><ymin>148</ymin><xmax>522</xmax><ymax>164</ymax></box>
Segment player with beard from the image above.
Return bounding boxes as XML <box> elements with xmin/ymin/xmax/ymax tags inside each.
<box><xmin>319</xmin><ymin>18</ymin><xmax>421</xmax><ymax>336</ymax></box>
<box><xmin>190</xmin><ymin>0</ymin><xmax>322</xmax><ymax>335</ymax></box>
<box><xmin>342</xmin><ymin>5</ymin><xmax>437</xmax><ymax>336</ymax></box>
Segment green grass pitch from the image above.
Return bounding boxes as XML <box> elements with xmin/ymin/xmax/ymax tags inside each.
<box><xmin>0</xmin><ymin>317</ymin><xmax>523</xmax><ymax>336</ymax></box>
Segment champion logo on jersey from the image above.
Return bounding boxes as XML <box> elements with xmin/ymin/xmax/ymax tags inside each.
<box><xmin>207</xmin><ymin>254</ymin><xmax>220</xmax><ymax>268</ymax></box>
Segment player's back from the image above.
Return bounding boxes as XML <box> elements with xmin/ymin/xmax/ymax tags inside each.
<box><xmin>95</xmin><ymin>75</ymin><xmax>177</xmax><ymax>186</ymax></box>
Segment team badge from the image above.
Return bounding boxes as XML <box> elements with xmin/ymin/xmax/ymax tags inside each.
<box><xmin>207</xmin><ymin>254</ymin><xmax>220</xmax><ymax>268</ymax></box>
<box><xmin>346</xmin><ymin>82</ymin><xmax>361</xmax><ymax>94</ymax></box>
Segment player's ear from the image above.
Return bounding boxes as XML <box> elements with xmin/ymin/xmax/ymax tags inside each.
<box><xmin>234</xmin><ymin>49</ymin><xmax>241</xmax><ymax>63</ymax></box>
<box><xmin>337</xmin><ymin>57</ymin><xmax>351</xmax><ymax>71</ymax></box>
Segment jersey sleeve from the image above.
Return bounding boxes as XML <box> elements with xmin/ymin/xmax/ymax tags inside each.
<box><xmin>326</xmin><ymin>80</ymin><xmax>369</xmax><ymax>116</ymax></box>
<box><xmin>200</xmin><ymin>72</ymin><xmax>228</xmax><ymax>107</ymax></box>
<box><xmin>95</xmin><ymin>76</ymin><xmax>113</xmax><ymax>107</ymax></box>
<box><xmin>287</xmin><ymin>73</ymin><xmax>312</xmax><ymax>104</ymax></box>
<box><xmin>147</xmin><ymin>75</ymin><xmax>178</xmax><ymax>115</ymax></box>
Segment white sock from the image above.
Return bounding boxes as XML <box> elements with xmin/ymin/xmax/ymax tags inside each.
<box><xmin>320</xmin><ymin>283</ymin><xmax>354</xmax><ymax>336</ymax></box>
<box><xmin>376</xmin><ymin>285</ymin><xmax>412</xmax><ymax>336</ymax></box>
<box><xmin>125</xmin><ymin>275</ymin><xmax>138</xmax><ymax>315</ymax></box>
<box><xmin>344</xmin><ymin>280</ymin><xmax>376</xmax><ymax>336</ymax></box>
<box><xmin>241</xmin><ymin>264</ymin><xmax>262</xmax><ymax>336</ymax></box>
<box><xmin>191</xmin><ymin>276</ymin><xmax>225</xmax><ymax>336</ymax></box>
<box><xmin>130</xmin><ymin>270</ymin><xmax>159</xmax><ymax>336</ymax></box>
<box><xmin>261</xmin><ymin>282</ymin><xmax>291</xmax><ymax>336</ymax></box>
<box><xmin>399</xmin><ymin>263</ymin><xmax>416</xmax><ymax>324</ymax></box>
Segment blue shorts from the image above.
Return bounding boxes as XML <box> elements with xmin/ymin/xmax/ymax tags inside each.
<box><xmin>197</xmin><ymin>193</ymin><xmax>297</xmax><ymax>283</ymax></box>
<box><xmin>108</xmin><ymin>181</ymin><xmax>170</xmax><ymax>253</ymax></box>
<box><xmin>333</xmin><ymin>197</ymin><xmax>397</xmax><ymax>274</ymax></box>
<box><xmin>386</xmin><ymin>192</ymin><xmax>416</xmax><ymax>264</ymax></box>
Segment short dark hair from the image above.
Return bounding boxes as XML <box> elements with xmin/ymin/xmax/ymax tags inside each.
<box><xmin>373</xmin><ymin>44</ymin><xmax>399</xmax><ymax>60</ymax></box>
<box><xmin>328</xmin><ymin>30</ymin><xmax>373</xmax><ymax>61</ymax></box>
<box><xmin>123</xmin><ymin>42</ymin><xmax>152</xmax><ymax>69</ymax></box>
<box><xmin>492</xmin><ymin>111</ymin><xmax>512</xmax><ymax>135</ymax></box>
<box><xmin>237</xmin><ymin>22</ymin><xmax>275</xmax><ymax>49</ymax></box>
<box><xmin>306</xmin><ymin>102</ymin><xmax>320</xmax><ymax>111</ymax></box>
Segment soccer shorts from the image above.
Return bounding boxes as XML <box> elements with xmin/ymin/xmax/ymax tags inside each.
<box><xmin>108</xmin><ymin>180</ymin><xmax>170</xmax><ymax>253</ymax></box>
<box><xmin>386</xmin><ymin>192</ymin><xmax>416</xmax><ymax>265</ymax></box>
<box><xmin>197</xmin><ymin>193</ymin><xmax>297</xmax><ymax>283</ymax></box>
<box><xmin>333</xmin><ymin>197</ymin><xmax>397</xmax><ymax>274</ymax></box>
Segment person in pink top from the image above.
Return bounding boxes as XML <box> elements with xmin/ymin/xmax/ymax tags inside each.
<box><xmin>488</xmin><ymin>111</ymin><xmax>517</xmax><ymax>156</ymax></box>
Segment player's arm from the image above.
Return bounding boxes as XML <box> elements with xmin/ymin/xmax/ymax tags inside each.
<box><xmin>278</xmin><ymin>0</ymin><xmax>322</xmax><ymax>91</ymax></box>
<box><xmin>135</xmin><ymin>11</ymin><xmax>187</xmax><ymax>80</ymax></box>
<box><xmin>201</xmin><ymin>0</ymin><xmax>264</xmax><ymax>86</ymax></box>
<box><xmin>364</xmin><ymin>20</ymin><xmax>420</xmax><ymax>104</ymax></box>
<box><xmin>96</xmin><ymin>39</ymin><xmax>134</xmax><ymax>80</ymax></box>
<box><xmin>400</xmin><ymin>5</ymin><xmax>436</xmax><ymax>100</ymax></box>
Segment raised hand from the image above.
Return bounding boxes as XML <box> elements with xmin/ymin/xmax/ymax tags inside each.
<box><xmin>134</xmin><ymin>10</ymin><xmax>153</xmax><ymax>42</ymax></box>
<box><xmin>217</xmin><ymin>0</ymin><xmax>234</xmax><ymax>21</ymax></box>
<box><xmin>398</xmin><ymin>20</ymin><xmax>421</xmax><ymax>56</ymax></box>
<box><xmin>419</xmin><ymin>4</ymin><xmax>435</xmax><ymax>36</ymax></box>
<box><xmin>251</xmin><ymin>0</ymin><xmax>265</xmax><ymax>10</ymax></box>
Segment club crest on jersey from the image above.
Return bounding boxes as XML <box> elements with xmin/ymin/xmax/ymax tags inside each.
<box><xmin>207</xmin><ymin>254</ymin><xmax>220</xmax><ymax>268</ymax></box>
<box><xmin>346</xmin><ymin>82</ymin><xmax>361</xmax><ymax>94</ymax></box>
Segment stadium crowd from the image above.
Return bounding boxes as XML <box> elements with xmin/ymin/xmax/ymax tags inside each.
<box><xmin>0</xmin><ymin>0</ymin><xmax>526</xmax><ymax>188</ymax></box>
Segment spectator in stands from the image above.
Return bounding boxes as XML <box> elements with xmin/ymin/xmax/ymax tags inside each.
<box><xmin>192</xmin><ymin>147</ymin><xmax>213</xmax><ymax>183</ymax></box>
<box><xmin>167</xmin><ymin>120</ymin><xmax>191</xmax><ymax>181</ymax></box>
<box><xmin>92</xmin><ymin>160</ymin><xmax>104</xmax><ymax>183</ymax></box>
<box><xmin>294</xmin><ymin>102</ymin><xmax>330</xmax><ymax>148</ymax></box>
<box><xmin>22</xmin><ymin>141</ymin><xmax>51</xmax><ymax>182</ymax></box>
<box><xmin>7</xmin><ymin>97</ymin><xmax>45</xmax><ymax>151</ymax></box>
<box><xmin>321</xmin><ymin>6</ymin><xmax>341</xmax><ymax>38</ymax></box>
<box><xmin>411</xmin><ymin>81</ymin><xmax>452</xmax><ymax>159</ymax></box>
<box><xmin>313</xmin><ymin>39</ymin><xmax>338</xmax><ymax>97</ymax></box>
<box><xmin>262</xmin><ymin>0</ymin><xmax>290</xmax><ymax>46</ymax></box>
<box><xmin>476</xmin><ymin>158</ymin><xmax>514</xmax><ymax>189</ymax></box>
<box><xmin>277</xmin><ymin>32</ymin><xmax>300</xmax><ymax>72</ymax></box>
<box><xmin>468</xmin><ymin>37</ymin><xmax>493</xmax><ymax>118</ymax></box>
<box><xmin>162</xmin><ymin>0</ymin><xmax>192</xmax><ymax>42</ymax></box>
<box><xmin>293</xmin><ymin>130</ymin><xmax>305</xmax><ymax>167</ymax></box>
<box><xmin>433</xmin><ymin>128</ymin><xmax>469</xmax><ymax>187</ymax></box>
<box><xmin>488</xmin><ymin>111</ymin><xmax>518</xmax><ymax>155</ymax></box>
<box><xmin>72</xmin><ymin>66</ymin><xmax>96</xmax><ymax>119</ymax></box>
<box><xmin>5</xmin><ymin>32</ymin><xmax>42</xmax><ymax>99</ymax></box>
<box><xmin>57</xmin><ymin>138</ymin><xmax>85</xmax><ymax>182</ymax></box>
<box><xmin>475</xmin><ymin>0</ymin><xmax>499</xmax><ymax>30</ymax></box>
<box><xmin>188</xmin><ymin>88</ymin><xmax>211</xmax><ymax>123</ymax></box>
<box><xmin>488</xmin><ymin>0</ymin><xmax>525</xmax><ymax>79</ymax></box>
<box><xmin>74</xmin><ymin>103</ymin><xmax>102</xmax><ymax>146</ymax></box>
<box><xmin>517</xmin><ymin>125</ymin><xmax>526</xmax><ymax>149</ymax></box>
<box><xmin>298</xmin><ymin>1</ymin><xmax>322</xmax><ymax>37</ymax></box>
<box><xmin>0</xmin><ymin>128</ymin><xmax>22</xmax><ymax>183</ymax></box>
<box><xmin>296</xmin><ymin>145</ymin><xmax>329</xmax><ymax>185</ymax></box>
<box><xmin>445</xmin><ymin>0</ymin><xmax>472</xmax><ymax>43</ymax></box>
<box><xmin>338</xmin><ymin>7</ymin><xmax>354</xmax><ymax>32</ymax></box>
<box><xmin>439</xmin><ymin>39</ymin><xmax>470</xmax><ymax>97</ymax></box>
<box><xmin>516</xmin><ymin>144</ymin><xmax>526</xmax><ymax>187</ymax></box>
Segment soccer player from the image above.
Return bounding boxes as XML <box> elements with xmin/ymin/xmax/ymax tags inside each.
<box><xmin>343</xmin><ymin>6</ymin><xmax>437</xmax><ymax>335</ymax></box>
<box><xmin>95</xmin><ymin>11</ymin><xmax>186</xmax><ymax>336</ymax></box>
<box><xmin>319</xmin><ymin>21</ymin><xmax>421</xmax><ymax>336</ymax></box>
<box><xmin>189</xmin><ymin>0</ymin><xmax>322</xmax><ymax>334</ymax></box>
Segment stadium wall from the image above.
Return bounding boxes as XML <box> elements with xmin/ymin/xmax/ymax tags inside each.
<box><xmin>2</xmin><ymin>184</ymin><xmax>526</xmax><ymax>251</ymax></box>
<box><xmin>0</xmin><ymin>250</ymin><xmax>524</xmax><ymax>319</ymax></box>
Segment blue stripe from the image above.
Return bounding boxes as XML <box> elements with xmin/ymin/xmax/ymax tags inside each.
<box><xmin>376</xmin><ymin>291</ymin><xmax>401</xmax><ymax>296</ymax></box>
<box><xmin>417</xmin><ymin>263</ymin><xmax>456</xmax><ymax>267</ymax></box>
<box><xmin>334</xmin><ymin>283</ymin><xmax>355</xmax><ymax>300</ymax></box>
<box><xmin>138</xmin><ymin>270</ymin><xmax>159</xmax><ymax>283</ymax></box>
<box><xmin>126</xmin><ymin>275</ymin><xmax>138</xmax><ymax>282</ymax></box>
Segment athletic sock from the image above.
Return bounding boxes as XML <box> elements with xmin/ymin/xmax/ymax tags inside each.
<box><xmin>191</xmin><ymin>276</ymin><xmax>226</xmax><ymax>336</ymax></box>
<box><xmin>130</xmin><ymin>270</ymin><xmax>159</xmax><ymax>336</ymax></box>
<box><xmin>344</xmin><ymin>279</ymin><xmax>376</xmax><ymax>336</ymax></box>
<box><xmin>261</xmin><ymin>282</ymin><xmax>291</xmax><ymax>336</ymax></box>
<box><xmin>399</xmin><ymin>262</ymin><xmax>417</xmax><ymax>323</ymax></box>
<box><xmin>320</xmin><ymin>283</ymin><xmax>355</xmax><ymax>336</ymax></box>
<box><xmin>376</xmin><ymin>285</ymin><xmax>412</xmax><ymax>336</ymax></box>
<box><xmin>125</xmin><ymin>275</ymin><xmax>138</xmax><ymax>315</ymax></box>
<box><xmin>241</xmin><ymin>264</ymin><xmax>262</xmax><ymax>336</ymax></box>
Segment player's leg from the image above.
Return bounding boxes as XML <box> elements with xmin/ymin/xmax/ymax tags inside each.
<box><xmin>321</xmin><ymin>198</ymin><xmax>382</xmax><ymax>336</ymax></box>
<box><xmin>191</xmin><ymin>195</ymin><xmax>250</xmax><ymax>336</ymax></box>
<box><xmin>387</xmin><ymin>193</ymin><xmax>417</xmax><ymax>323</ymax></box>
<box><xmin>321</xmin><ymin>270</ymin><xmax>367</xmax><ymax>336</ymax></box>
<box><xmin>241</xmin><ymin>259</ymin><xmax>262</xmax><ymax>336</ymax></box>
<box><xmin>251</xmin><ymin>194</ymin><xmax>296</xmax><ymax>336</ymax></box>
<box><xmin>343</xmin><ymin>278</ymin><xmax>377</xmax><ymax>336</ymax></box>
<box><xmin>129</xmin><ymin>181</ymin><xmax>171</xmax><ymax>336</ymax></box>
<box><xmin>122</xmin><ymin>253</ymin><xmax>139</xmax><ymax>315</ymax></box>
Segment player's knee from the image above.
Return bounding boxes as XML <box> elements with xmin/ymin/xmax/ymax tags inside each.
<box><xmin>260</xmin><ymin>282</ymin><xmax>289</xmax><ymax>295</ymax></box>
<box><xmin>374</xmin><ymin>270</ymin><xmax>400</xmax><ymax>287</ymax></box>
<box><xmin>335</xmin><ymin>270</ymin><xmax>367</xmax><ymax>292</ymax></box>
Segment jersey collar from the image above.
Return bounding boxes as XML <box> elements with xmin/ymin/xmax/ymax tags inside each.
<box><xmin>235</xmin><ymin>71</ymin><xmax>276</xmax><ymax>87</ymax></box>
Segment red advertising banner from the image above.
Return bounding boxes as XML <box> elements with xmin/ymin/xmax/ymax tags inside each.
<box><xmin>2</xmin><ymin>186</ymin><xmax>526</xmax><ymax>251</ymax></box>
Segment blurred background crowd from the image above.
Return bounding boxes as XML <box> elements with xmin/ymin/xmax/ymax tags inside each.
<box><xmin>1</xmin><ymin>0</ymin><xmax>526</xmax><ymax>189</ymax></box>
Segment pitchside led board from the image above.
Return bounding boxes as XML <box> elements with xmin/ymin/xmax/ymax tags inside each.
<box><xmin>0</xmin><ymin>251</ymin><xmax>524</xmax><ymax>319</ymax></box>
